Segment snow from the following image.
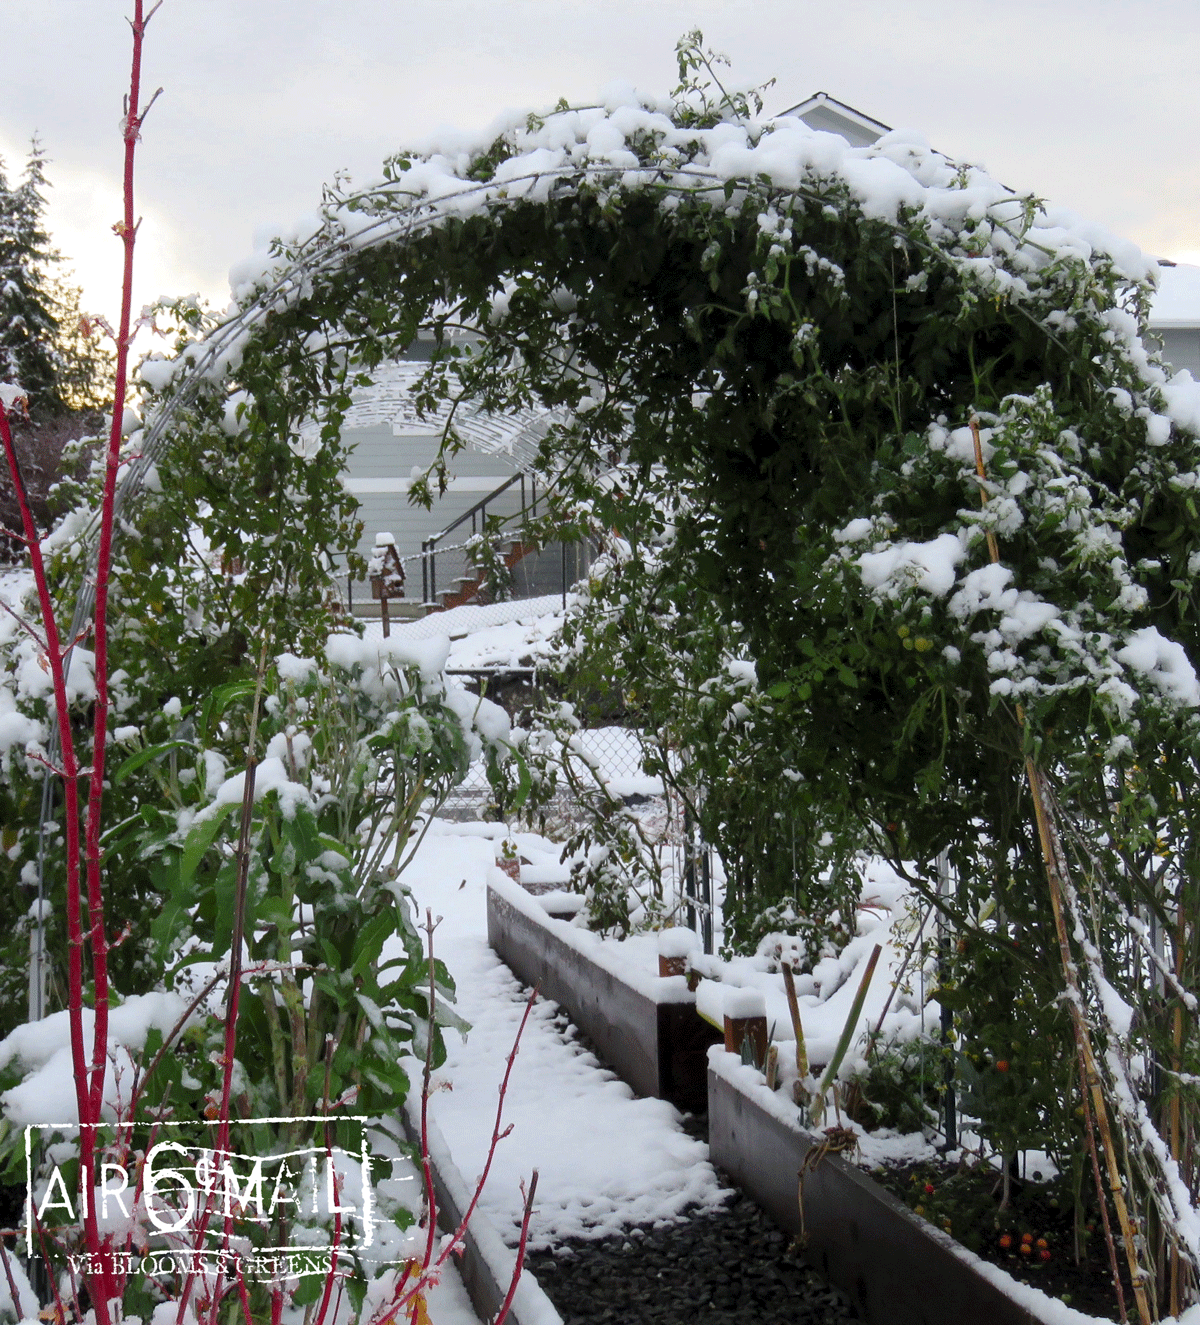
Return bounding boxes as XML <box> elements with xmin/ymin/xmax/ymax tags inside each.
<box><xmin>395</xmin><ymin>831</ymin><xmax>730</xmax><ymax>1249</ymax></box>
<box><xmin>223</xmin><ymin>93</ymin><xmax>1160</xmax><ymax>326</ymax></box>
<box><xmin>833</xmin><ymin>517</ymin><xmax>872</xmax><ymax>544</ymax></box>
<box><xmin>1117</xmin><ymin>626</ymin><xmax>1200</xmax><ymax>707</ymax></box>
<box><xmin>1162</xmin><ymin>373</ymin><xmax>1200</xmax><ymax>436</ymax></box>
<box><xmin>360</xmin><ymin>595</ymin><xmax>568</xmax><ymax>652</ymax></box>
<box><xmin>198</xmin><ymin>754</ymin><xmax>311</xmax><ymax>822</ymax></box>
<box><xmin>949</xmin><ymin>565</ymin><xmax>1061</xmax><ymax>642</ymax></box>
<box><xmin>657</xmin><ymin>927</ymin><xmax>698</xmax><ymax>960</ymax></box>
<box><xmin>0</xmin><ymin>993</ymin><xmax>191</xmax><ymax>1125</ymax></box>
<box><xmin>858</xmin><ymin>532</ymin><xmax>966</xmax><ymax>599</ymax></box>
<box><xmin>485</xmin><ymin>871</ymin><xmax>691</xmax><ymax>1008</ymax></box>
<box><xmin>325</xmin><ymin>629</ymin><xmax>451</xmax><ymax>683</ymax></box>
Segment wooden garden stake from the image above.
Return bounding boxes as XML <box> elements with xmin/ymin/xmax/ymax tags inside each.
<box><xmin>1169</xmin><ymin>897</ymin><xmax>1187</xmax><ymax>1319</ymax></box>
<box><xmin>969</xmin><ymin>415</ymin><xmax>1001</xmax><ymax>565</ymax></box>
<box><xmin>811</xmin><ymin>945</ymin><xmax>882</xmax><ymax>1126</ymax></box>
<box><xmin>724</xmin><ymin>1012</ymin><xmax>769</xmax><ymax>1070</ymax></box>
<box><xmin>969</xmin><ymin>415</ymin><xmax>1152</xmax><ymax>1325</ymax></box>
<box><xmin>781</xmin><ymin>961</ymin><xmax>810</xmax><ymax>1100</ymax></box>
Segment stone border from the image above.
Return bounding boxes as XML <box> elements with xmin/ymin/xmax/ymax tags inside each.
<box><xmin>486</xmin><ymin>872</ymin><xmax>720</xmax><ymax>1110</ymax></box>
<box><xmin>400</xmin><ymin>1093</ymin><xmax>563</xmax><ymax>1325</ymax></box>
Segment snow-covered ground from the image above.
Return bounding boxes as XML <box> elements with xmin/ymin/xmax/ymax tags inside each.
<box><xmin>397</xmin><ymin>819</ymin><xmax>729</xmax><ymax>1251</ymax></box>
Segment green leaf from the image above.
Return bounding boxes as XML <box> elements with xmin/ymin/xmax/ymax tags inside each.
<box><xmin>180</xmin><ymin>802</ymin><xmax>239</xmax><ymax>884</ymax></box>
<box><xmin>113</xmin><ymin>739</ymin><xmax>197</xmax><ymax>785</ymax></box>
<box><xmin>198</xmin><ymin>679</ymin><xmax>257</xmax><ymax>743</ymax></box>
<box><xmin>350</xmin><ymin>911</ymin><xmax>396</xmax><ymax>980</ymax></box>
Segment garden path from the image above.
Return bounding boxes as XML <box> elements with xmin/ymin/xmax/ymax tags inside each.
<box><xmin>396</xmin><ymin>819</ymin><xmax>731</xmax><ymax>1252</ymax></box>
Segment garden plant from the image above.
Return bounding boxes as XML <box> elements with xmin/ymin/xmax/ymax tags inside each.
<box><xmin>0</xmin><ymin>7</ymin><xmax>536</xmax><ymax>1324</ymax></box>
<box><xmin>5</xmin><ymin>19</ymin><xmax>1200</xmax><ymax>1324</ymax></box>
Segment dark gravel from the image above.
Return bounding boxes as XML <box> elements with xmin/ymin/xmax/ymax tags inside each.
<box><xmin>518</xmin><ymin>1011</ymin><xmax>862</xmax><ymax>1325</ymax></box>
<box><xmin>524</xmin><ymin>1185</ymin><xmax>862</xmax><ymax>1325</ymax></box>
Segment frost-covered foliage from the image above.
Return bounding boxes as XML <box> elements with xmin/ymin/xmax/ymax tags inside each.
<box><xmin>0</xmin><ymin>627</ymin><xmax>512</xmax><ymax>1305</ymax></box>
<box><xmin>0</xmin><ymin>613</ymin><xmax>509</xmax><ymax>1034</ymax></box>
<box><xmin>23</xmin><ymin>34</ymin><xmax>1200</xmax><ymax>1311</ymax></box>
<box><xmin>500</xmin><ymin>692</ymin><xmax>674</xmax><ymax>936</ymax></box>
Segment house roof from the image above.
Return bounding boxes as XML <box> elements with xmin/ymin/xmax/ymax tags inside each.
<box><xmin>1149</xmin><ymin>262</ymin><xmax>1200</xmax><ymax>329</ymax></box>
<box><xmin>777</xmin><ymin>92</ymin><xmax>891</xmax><ymax>148</ymax></box>
<box><xmin>300</xmin><ymin>359</ymin><xmax>559</xmax><ymax>468</ymax></box>
<box><xmin>780</xmin><ymin>93</ymin><xmax>1199</xmax><ymax>331</ymax></box>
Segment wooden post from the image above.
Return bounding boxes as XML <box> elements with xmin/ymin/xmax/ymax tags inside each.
<box><xmin>724</xmin><ymin>1013</ymin><xmax>769</xmax><ymax>1069</ymax></box>
<box><xmin>657</xmin><ymin>927</ymin><xmax>697</xmax><ymax>979</ymax></box>
<box><xmin>722</xmin><ymin>988</ymin><xmax>769</xmax><ymax>1070</ymax></box>
<box><xmin>370</xmin><ymin>533</ymin><xmax>405</xmax><ymax>638</ymax></box>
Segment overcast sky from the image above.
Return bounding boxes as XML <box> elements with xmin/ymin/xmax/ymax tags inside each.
<box><xmin>4</xmin><ymin>0</ymin><xmax>1199</xmax><ymax>323</ymax></box>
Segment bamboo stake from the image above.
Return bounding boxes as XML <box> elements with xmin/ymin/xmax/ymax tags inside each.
<box><xmin>1169</xmin><ymin>895</ymin><xmax>1186</xmax><ymax>1319</ymax></box>
<box><xmin>969</xmin><ymin>416</ymin><xmax>1153</xmax><ymax>1325</ymax></box>
<box><xmin>969</xmin><ymin>416</ymin><xmax>1001</xmax><ymax>565</ymax></box>
<box><xmin>811</xmin><ymin>945</ymin><xmax>882</xmax><ymax>1126</ymax></box>
<box><xmin>1029</xmin><ymin>764</ymin><xmax>1149</xmax><ymax>1323</ymax></box>
<box><xmin>781</xmin><ymin>961</ymin><xmax>810</xmax><ymax>1082</ymax></box>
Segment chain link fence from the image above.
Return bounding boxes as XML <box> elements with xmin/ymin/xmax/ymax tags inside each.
<box><xmin>433</xmin><ymin>679</ymin><xmax>721</xmax><ymax>950</ymax></box>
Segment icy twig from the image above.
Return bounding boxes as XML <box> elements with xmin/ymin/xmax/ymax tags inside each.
<box><xmin>493</xmin><ymin>1170</ymin><xmax>539</xmax><ymax>1325</ymax></box>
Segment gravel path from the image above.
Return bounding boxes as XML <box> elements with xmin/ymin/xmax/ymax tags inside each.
<box><xmin>524</xmin><ymin>1185</ymin><xmax>862</xmax><ymax>1325</ymax></box>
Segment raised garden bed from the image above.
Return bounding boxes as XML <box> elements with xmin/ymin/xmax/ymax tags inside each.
<box><xmin>868</xmin><ymin>1156</ymin><xmax>1125</xmax><ymax>1320</ymax></box>
<box><xmin>400</xmin><ymin>1092</ymin><xmax>563</xmax><ymax>1325</ymax></box>
<box><xmin>707</xmin><ymin>1052</ymin><xmax>1103</xmax><ymax>1325</ymax></box>
<box><xmin>485</xmin><ymin>878</ymin><xmax>1113</xmax><ymax>1324</ymax></box>
<box><xmin>485</xmin><ymin>873</ymin><xmax>1122</xmax><ymax>1323</ymax></box>
<box><xmin>485</xmin><ymin>872</ymin><xmax>721</xmax><ymax>1112</ymax></box>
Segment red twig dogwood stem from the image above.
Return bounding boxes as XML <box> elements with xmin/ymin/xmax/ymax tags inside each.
<box><xmin>0</xmin><ymin>4</ymin><xmax>161</xmax><ymax>1320</ymax></box>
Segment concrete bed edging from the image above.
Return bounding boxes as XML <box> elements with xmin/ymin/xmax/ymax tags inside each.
<box><xmin>485</xmin><ymin>872</ymin><xmax>721</xmax><ymax>1111</ymax></box>
<box><xmin>485</xmin><ymin>875</ymin><xmax>1096</xmax><ymax>1325</ymax></box>
<box><xmin>707</xmin><ymin>1051</ymin><xmax>1100</xmax><ymax>1325</ymax></box>
<box><xmin>400</xmin><ymin>1094</ymin><xmax>563</xmax><ymax>1325</ymax></box>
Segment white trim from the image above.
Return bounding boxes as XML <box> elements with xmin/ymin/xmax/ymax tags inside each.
<box><xmin>342</xmin><ymin>476</ymin><xmax>516</xmax><ymax>494</ymax></box>
<box><xmin>779</xmin><ymin>91</ymin><xmax>892</xmax><ymax>138</ymax></box>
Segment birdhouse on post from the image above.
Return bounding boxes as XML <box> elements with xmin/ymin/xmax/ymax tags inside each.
<box><xmin>368</xmin><ymin>533</ymin><xmax>405</xmax><ymax>637</ymax></box>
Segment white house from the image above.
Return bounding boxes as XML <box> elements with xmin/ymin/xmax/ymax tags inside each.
<box><xmin>782</xmin><ymin>93</ymin><xmax>1200</xmax><ymax>378</ymax></box>
<box><xmin>1149</xmin><ymin>263</ymin><xmax>1200</xmax><ymax>377</ymax></box>
<box><xmin>324</xmin><ymin>348</ymin><xmax>583</xmax><ymax>615</ymax></box>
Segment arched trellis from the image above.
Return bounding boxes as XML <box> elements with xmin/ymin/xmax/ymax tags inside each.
<box><xmin>27</xmin><ymin>94</ymin><xmax>1200</xmax><ymax>1316</ymax></box>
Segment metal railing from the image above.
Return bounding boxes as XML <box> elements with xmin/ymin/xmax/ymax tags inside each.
<box><xmin>420</xmin><ymin>471</ymin><xmax>538</xmax><ymax>608</ymax></box>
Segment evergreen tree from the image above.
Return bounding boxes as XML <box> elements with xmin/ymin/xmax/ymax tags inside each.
<box><xmin>46</xmin><ymin>273</ymin><xmax>115</xmax><ymax>411</ymax></box>
<box><xmin>0</xmin><ymin>141</ymin><xmax>64</xmax><ymax>412</ymax></box>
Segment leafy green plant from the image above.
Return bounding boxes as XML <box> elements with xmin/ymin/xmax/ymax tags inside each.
<box><xmin>844</xmin><ymin>1037</ymin><xmax>940</xmax><ymax>1136</ymax></box>
<box><xmin>8</xmin><ymin>26</ymin><xmax>1196</xmax><ymax>1314</ymax></box>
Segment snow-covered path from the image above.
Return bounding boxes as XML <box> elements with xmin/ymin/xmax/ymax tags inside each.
<box><xmin>398</xmin><ymin>821</ymin><xmax>729</xmax><ymax>1251</ymax></box>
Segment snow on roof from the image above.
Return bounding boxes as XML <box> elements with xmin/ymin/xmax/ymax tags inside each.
<box><xmin>1149</xmin><ymin>263</ymin><xmax>1200</xmax><ymax>328</ymax></box>
<box><xmin>299</xmin><ymin>359</ymin><xmax>560</xmax><ymax>466</ymax></box>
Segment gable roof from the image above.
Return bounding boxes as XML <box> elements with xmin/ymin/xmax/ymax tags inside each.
<box><xmin>778</xmin><ymin>92</ymin><xmax>891</xmax><ymax>148</ymax></box>
<box><xmin>780</xmin><ymin>94</ymin><xmax>1198</xmax><ymax>332</ymax></box>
